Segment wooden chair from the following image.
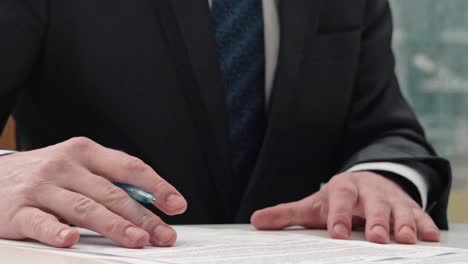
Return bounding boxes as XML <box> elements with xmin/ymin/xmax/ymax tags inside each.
<box><xmin>0</xmin><ymin>116</ymin><xmax>17</xmax><ymax>150</ymax></box>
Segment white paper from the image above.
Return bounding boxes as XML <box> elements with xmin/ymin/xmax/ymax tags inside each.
<box><xmin>0</xmin><ymin>226</ymin><xmax>467</xmax><ymax>264</ymax></box>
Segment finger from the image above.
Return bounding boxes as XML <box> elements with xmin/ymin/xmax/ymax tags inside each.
<box><xmin>35</xmin><ymin>186</ymin><xmax>150</xmax><ymax>248</ymax></box>
<box><xmin>64</xmin><ymin>137</ymin><xmax>187</xmax><ymax>215</ymax></box>
<box><xmin>62</xmin><ymin>170</ymin><xmax>176</xmax><ymax>247</ymax></box>
<box><xmin>392</xmin><ymin>204</ymin><xmax>417</xmax><ymax>244</ymax></box>
<box><xmin>251</xmin><ymin>194</ymin><xmax>327</xmax><ymax>230</ymax></box>
<box><xmin>413</xmin><ymin>208</ymin><xmax>440</xmax><ymax>242</ymax></box>
<box><xmin>364</xmin><ymin>198</ymin><xmax>392</xmax><ymax>244</ymax></box>
<box><xmin>13</xmin><ymin>207</ymin><xmax>80</xmax><ymax>248</ymax></box>
<box><xmin>326</xmin><ymin>181</ymin><xmax>358</xmax><ymax>239</ymax></box>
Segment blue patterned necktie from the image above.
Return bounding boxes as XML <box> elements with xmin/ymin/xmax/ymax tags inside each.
<box><xmin>212</xmin><ymin>0</ymin><xmax>266</xmax><ymax>188</ymax></box>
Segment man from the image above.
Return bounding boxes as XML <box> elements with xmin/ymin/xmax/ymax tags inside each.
<box><xmin>0</xmin><ymin>0</ymin><xmax>451</xmax><ymax>249</ymax></box>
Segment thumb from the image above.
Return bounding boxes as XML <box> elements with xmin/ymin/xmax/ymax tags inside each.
<box><xmin>251</xmin><ymin>197</ymin><xmax>327</xmax><ymax>230</ymax></box>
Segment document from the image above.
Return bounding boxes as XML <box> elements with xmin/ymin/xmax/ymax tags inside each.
<box><xmin>0</xmin><ymin>226</ymin><xmax>467</xmax><ymax>264</ymax></box>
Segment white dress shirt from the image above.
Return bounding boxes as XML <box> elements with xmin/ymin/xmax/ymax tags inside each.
<box><xmin>0</xmin><ymin>1</ymin><xmax>428</xmax><ymax>210</ymax></box>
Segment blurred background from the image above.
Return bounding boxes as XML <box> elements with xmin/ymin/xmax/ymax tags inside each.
<box><xmin>0</xmin><ymin>0</ymin><xmax>467</xmax><ymax>223</ymax></box>
<box><xmin>391</xmin><ymin>0</ymin><xmax>468</xmax><ymax>223</ymax></box>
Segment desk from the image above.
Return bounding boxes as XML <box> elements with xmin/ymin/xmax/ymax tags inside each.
<box><xmin>1</xmin><ymin>224</ymin><xmax>468</xmax><ymax>264</ymax></box>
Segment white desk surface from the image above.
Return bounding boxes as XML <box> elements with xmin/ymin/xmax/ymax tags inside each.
<box><xmin>1</xmin><ymin>224</ymin><xmax>467</xmax><ymax>264</ymax></box>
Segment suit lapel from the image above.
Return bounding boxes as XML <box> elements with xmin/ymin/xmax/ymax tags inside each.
<box><xmin>268</xmin><ymin>0</ymin><xmax>322</xmax><ymax>118</ymax></box>
<box><xmin>169</xmin><ymin>0</ymin><xmax>230</xmax><ymax>167</ymax></box>
<box><xmin>157</xmin><ymin>0</ymin><xmax>233</xmax><ymax>219</ymax></box>
<box><xmin>236</xmin><ymin>0</ymin><xmax>323</xmax><ymax>219</ymax></box>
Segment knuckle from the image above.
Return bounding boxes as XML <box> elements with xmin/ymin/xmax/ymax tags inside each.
<box><xmin>396</xmin><ymin>210</ymin><xmax>415</xmax><ymax>222</ymax></box>
<box><xmin>21</xmin><ymin>182</ymin><xmax>48</xmax><ymax>201</ymax></box>
<box><xmin>153</xmin><ymin>179</ymin><xmax>170</xmax><ymax>192</ymax></box>
<box><xmin>411</xmin><ymin>207</ymin><xmax>424</xmax><ymax>217</ymax></box>
<box><xmin>413</xmin><ymin>209</ymin><xmax>432</xmax><ymax>223</ymax></box>
<box><xmin>387</xmin><ymin>196</ymin><xmax>400</xmax><ymax>205</ymax></box>
<box><xmin>332</xmin><ymin>213</ymin><xmax>352</xmax><ymax>223</ymax></box>
<box><xmin>30</xmin><ymin>213</ymin><xmax>54</xmax><ymax>235</ymax></box>
<box><xmin>374</xmin><ymin>196</ymin><xmax>392</xmax><ymax>208</ymax></box>
<box><xmin>102</xmin><ymin>185</ymin><xmax>131</xmax><ymax>207</ymax></box>
<box><xmin>329</xmin><ymin>174</ymin><xmax>354</xmax><ymax>189</ymax></box>
<box><xmin>39</xmin><ymin>155</ymin><xmax>73</xmax><ymax>175</ymax></box>
<box><xmin>121</xmin><ymin>156</ymin><xmax>148</xmax><ymax>173</ymax></box>
<box><xmin>327</xmin><ymin>176</ymin><xmax>340</xmax><ymax>186</ymax></box>
<box><xmin>73</xmin><ymin>196</ymin><xmax>102</xmax><ymax>218</ymax></box>
<box><xmin>368</xmin><ymin>211</ymin><xmax>389</xmax><ymax>225</ymax></box>
<box><xmin>105</xmin><ymin>219</ymin><xmax>129</xmax><ymax>235</ymax></box>
<box><xmin>66</xmin><ymin>137</ymin><xmax>95</xmax><ymax>151</ymax></box>
<box><xmin>304</xmin><ymin>200</ymin><xmax>323</xmax><ymax>215</ymax></box>
<box><xmin>333</xmin><ymin>172</ymin><xmax>354</xmax><ymax>182</ymax></box>
<box><xmin>137</xmin><ymin>211</ymin><xmax>162</xmax><ymax>229</ymax></box>
<box><xmin>332</xmin><ymin>184</ymin><xmax>357</xmax><ymax>199</ymax></box>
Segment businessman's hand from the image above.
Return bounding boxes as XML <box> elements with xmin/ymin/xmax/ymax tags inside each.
<box><xmin>0</xmin><ymin>137</ymin><xmax>187</xmax><ymax>248</ymax></box>
<box><xmin>251</xmin><ymin>171</ymin><xmax>440</xmax><ymax>244</ymax></box>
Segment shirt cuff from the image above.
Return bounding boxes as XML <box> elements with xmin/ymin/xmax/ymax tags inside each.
<box><xmin>0</xmin><ymin>150</ymin><xmax>17</xmax><ymax>156</ymax></box>
<box><xmin>347</xmin><ymin>162</ymin><xmax>428</xmax><ymax>210</ymax></box>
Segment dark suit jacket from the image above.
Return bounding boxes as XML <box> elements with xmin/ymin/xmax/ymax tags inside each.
<box><xmin>0</xmin><ymin>0</ymin><xmax>451</xmax><ymax>228</ymax></box>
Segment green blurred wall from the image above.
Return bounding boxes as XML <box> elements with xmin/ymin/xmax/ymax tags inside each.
<box><xmin>390</xmin><ymin>0</ymin><xmax>468</xmax><ymax>222</ymax></box>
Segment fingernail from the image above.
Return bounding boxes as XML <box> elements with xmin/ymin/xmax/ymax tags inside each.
<box><xmin>166</xmin><ymin>194</ymin><xmax>185</xmax><ymax>209</ymax></box>
<box><xmin>333</xmin><ymin>224</ymin><xmax>349</xmax><ymax>238</ymax></box>
<box><xmin>399</xmin><ymin>225</ymin><xmax>416</xmax><ymax>243</ymax></box>
<box><xmin>153</xmin><ymin>225</ymin><xmax>175</xmax><ymax>244</ymax></box>
<box><xmin>125</xmin><ymin>227</ymin><xmax>147</xmax><ymax>241</ymax></box>
<box><xmin>399</xmin><ymin>225</ymin><xmax>415</xmax><ymax>235</ymax></box>
<box><xmin>371</xmin><ymin>225</ymin><xmax>389</xmax><ymax>242</ymax></box>
<box><xmin>59</xmin><ymin>229</ymin><xmax>71</xmax><ymax>240</ymax></box>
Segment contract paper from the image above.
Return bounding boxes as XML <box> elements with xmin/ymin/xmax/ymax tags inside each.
<box><xmin>0</xmin><ymin>226</ymin><xmax>467</xmax><ymax>264</ymax></box>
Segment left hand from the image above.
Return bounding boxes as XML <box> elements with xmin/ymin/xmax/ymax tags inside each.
<box><xmin>251</xmin><ymin>171</ymin><xmax>440</xmax><ymax>244</ymax></box>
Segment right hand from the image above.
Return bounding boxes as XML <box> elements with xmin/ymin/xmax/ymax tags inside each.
<box><xmin>0</xmin><ymin>137</ymin><xmax>187</xmax><ymax>248</ymax></box>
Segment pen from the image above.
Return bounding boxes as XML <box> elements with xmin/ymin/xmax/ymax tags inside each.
<box><xmin>114</xmin><ymin>183</ymin><xmax>156</xmax><ymax>204</ymax></box>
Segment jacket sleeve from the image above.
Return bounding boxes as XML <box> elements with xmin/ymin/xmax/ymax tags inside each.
<box><xmin>338</xmin><ymin>0</ymin><xmax>452</xmax><ymax>229</ymax></box>
<box><xmin>0</xmin><ymin>0</ymin><xmax>47</xmax><ymax>132</ymax></box>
